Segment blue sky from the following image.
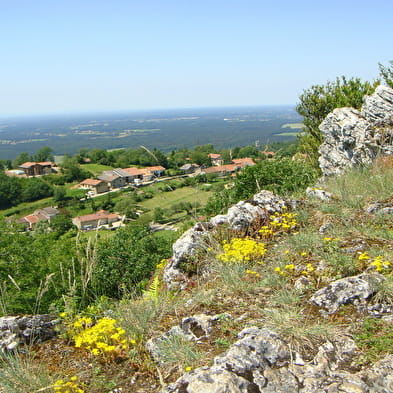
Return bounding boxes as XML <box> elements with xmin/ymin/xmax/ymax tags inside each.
<box><xmin>1</xmin><ymin>0</ymin><xmax>392</xmax><ymax>116</ymax></box>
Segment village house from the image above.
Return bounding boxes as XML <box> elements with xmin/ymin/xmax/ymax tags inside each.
<box><xmin>179</xmin><ymin>163</ymin><xmax>201</xmax><ymax>174</ymax></box>
<box><xmin>17</xmin><ymin>207</ymin><xmax>60</xmax><ymax>230</ymax></box>
<box><xmin>121</xmin><ymin>165</ymin><xmax>166</xmax><ymax>183</ymax></box>
<box><xmin>97</xmin><ymin>173</ymin><xmax>126</xmax><ymax>189</ymax></box>
<box><xmin>19</xmin><ymin>161</ymin><xmax>56</xmax><ymax>177</ymax></box>
<box><xmin>208</xmin><ymin>153</ymin><xmax>224</xmax><ymax>166</ymax></box>
<box><xmin>231</xmin><ymin>157</ymin><xmax>256</xmax><ymax>167</ymax></box>
<box><xmin>144</xmin><ymin>166</ymin><xmax>166</xmax><ymax>177</ymax></box>
<box><xmin>262</xmin><ymin>151</ymin><xmax>276</xmax><ymax>158</ymax></box>
<box><xmin>202</xmin><ymin>164</ymin><xmax>241</xmax><ymax>176</ymax></box>
<box><xmin>122</xmin><ymin>167</ymin><xmax>146</xmax><ymax>183</ymax></box>
<box><xmin>79</xmin><ymin>178</ymin><xmax>109</xmax><ymax>194</ymax></box>
<box><xmin>72</xmin><ymin>210</ymin><xmax>122</xmax><ymax>230</ymax></box>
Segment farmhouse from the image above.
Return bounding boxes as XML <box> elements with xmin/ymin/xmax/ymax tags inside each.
<box><xmin>79</xmin><ymin>179</ymin><xmax>109</xmax><ymax>194</ymax></box>
<box><xmin>18</xmin><ymin>207</ymin><xmax>60</xmax><ymax>230</ymax></box>
<box><xmin>19</xmin><ymin>161</ymin><xmax>55</xmax><ymax>176</ymax></box>
<box><xmin>231</xmin><ymin>157</ymin><xmax>256</xmax><ymax>166</ymax></box>
<box><xmin>97</xmin><ymin>173</ymin><xmax>126</xmax><ymax>189</ymax></box>
<box><xmin>202</xmin><ymin>164</ymin><xmax>241</xmax><ymax>176</ymax></box>
<box><xmin>208</xmin><ymin>153</ymin><xmax>224</xmax><ymax>166</ymax></box>
<box><xmin>72</xmin><ymin>210</ymin><xmax>122</xmax><ymax>230</ymax></box>
<box><xmin>179</xmin><ymin>163</ymin><xmax>200</xmax><ymax>174</ymax></box>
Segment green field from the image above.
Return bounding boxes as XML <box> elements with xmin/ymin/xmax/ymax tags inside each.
<box><xmin>140</xmin><ymin>186</ymin><xmax>212</xmax><ymax>211</ymax></box>
<box><xmin>277</xmin><ymin>132</ymin><xmax>300</xmax><ymax>136</ymax></box>
<box><xmin>81</xmin><ymin>163</ymin><xmax>114</xmax><ymax>175</ymax></box>
<box><xmin>281</xmin><ymin>123</ymin><xmax>303</xmax><ymax>129</ymax></box>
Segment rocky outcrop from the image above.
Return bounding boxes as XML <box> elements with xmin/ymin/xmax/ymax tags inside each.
<box><xmin>163</xmin><ymin>191</ymin><xmax>298</xmax><ymax>289</ymax></box>
<box><xmin>146</xmin><ymin>314</ymin><xmax>221</xmax><ymax>363</ymax></box>
<box><xmin>318</xmin><ymin>85</ymin><xmax>393</xmax><ymax>177</ymax></box>
<box><xmin>162</xmin><ymin>327</ymin><xmax>393</xmax><ymax>393</ymax></box>
<box><xmin>310</xmin><ymin>272</ymin><xmax>385</xmax><ymax>315</ymax></box>
<box><xmin>0</xmin><ymin>314</ymin><xmax>58</xmax><ymax>351</ymax></box>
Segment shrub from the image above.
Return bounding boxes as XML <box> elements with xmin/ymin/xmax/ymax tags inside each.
<box><xmin>92</xmin><ymin>226</ymin><xmax>172</xmax><ymax>298</ymax></box>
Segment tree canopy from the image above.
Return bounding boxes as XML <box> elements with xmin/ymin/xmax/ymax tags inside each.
<box><xmin>296</xmin><ymin>76</ymin><xmax>378</xmax><ymax>166</ymax></box>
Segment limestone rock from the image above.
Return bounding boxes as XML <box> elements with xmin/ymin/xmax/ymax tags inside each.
<box><xmin>163</xmin><ymin>190</ymin><xmax>298</xmax><ymax>289</ymax></box>
<box><xmin>309</xmin><ymin>273</ymin><xmax>385</xmax><ymax>314</ymax></box>
<box><xmin>306</xmin><ymin>187</ymin><xmax>333</xmax><ymax>201</ymax></box>
<box><xmin>318</xmin><ymin>85</ymin><xmax>393</xmax><ymax>177</ymax></box>
<box><xmin>162</xmin><ymin>326</ymin><xmax>392</xmax><ymax>393</ymax></box>
<box><xmin>0</xmin><ymin>314</ymin><xmax>58</xmax><ymax>351</ymax></box>
<box><xmin>146</xmin><ymin>314</ymin><xmax>218</xmax><ymax>363</ymax></box>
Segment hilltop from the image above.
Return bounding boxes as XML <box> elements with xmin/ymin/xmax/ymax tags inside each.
<box><xmin>1</xmin><ymin>84</ymin><xmax>393</xmax><ymax>393</ymax></box>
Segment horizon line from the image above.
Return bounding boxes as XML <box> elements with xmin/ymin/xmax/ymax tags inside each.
<box><xmin>0</xmin><ymin>104</ymin><xmax>296</xmax><ymax>120</ymax></box>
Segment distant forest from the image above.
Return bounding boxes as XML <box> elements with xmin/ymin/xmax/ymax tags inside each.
<box><xmin>0</xmin><ymin>106</ymin><xmax>301</xmax><ymax>159</ymax></box>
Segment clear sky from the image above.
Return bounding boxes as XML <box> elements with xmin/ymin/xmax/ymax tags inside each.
<box><xmin>1</xmin><ymin>0</ymin><xmax>392</xmax><ymax>116</ymax></box>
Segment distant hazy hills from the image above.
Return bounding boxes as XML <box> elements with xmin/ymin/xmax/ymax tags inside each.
<box><xmin>0</xmin><ymin>106</ymin><xmax>300</xmax><ymax>159</ymax></box>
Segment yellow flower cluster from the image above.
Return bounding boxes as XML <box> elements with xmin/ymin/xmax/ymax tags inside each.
<box><xmin>54</xmin><ymin>376</ymin><xmax>84</xmax><ymax>393</ymax></box>
<box><xmin>274</xmin><ymin>264</ymin><xmax>295</xmax><ymax>275</ymax></box>
<box><xmin>217</xmin><ymin>238</ymin><xmax>267</xmax><ymax>263</ymax></box>
<box><xmin>369</xmin><ymin>256</ymin><xmax>391</xmax><ymax>273</ymax></box>
<box><xmin>358</xmin><ymin>252</ymin><xmax>392</xmax><ymax>273</ymax></box>
<box><xmin>72</xmin><ymin>317</ymin><xmax>129</xmax><ymax>359</ymax></box>
<box><xmin>259</xmin><ymin>212</ymin><xmax>297</xmax><ymax>239</ymax></box>
<box><xmin>245</xmin><ymin>269</ymin><xmax>261</xmax><ymax>278</ymax></box>
<box><xmin>275</xmin><ymin>262</ymin><xmax>315</xmax><ymax>277</ymax></box>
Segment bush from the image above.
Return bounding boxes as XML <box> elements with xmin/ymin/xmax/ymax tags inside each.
<box><xmin>232</xmin><ymin>158</ymin><xmax>318</xmax><ymax>200</ymax></box>
<box><xmin>92</xmin><ymin>226</ymin><xmax>172</xmax><ymax>298</ymax></box>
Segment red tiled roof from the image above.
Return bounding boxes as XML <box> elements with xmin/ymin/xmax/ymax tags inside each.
<box><xmin>208</xmin><ymin>153</ymin><xmax>222</xmax><ymax>159</ymax></box>
<box><xmin>144</xmin><ymin>166</ymin><xmax>165</xmax><ymax>171</ymax></box>
<box><xmin>19</xmin><ymin>162</ymin><xmax>38</xmax><ymax>168</ymax></box>
<box><xmin>25</xmin><ymin>214</ymin><xmax>40</xmax><ymax>224</ymax></box>
<box><xmin>76</xmin><ymin>210</ymin><xmax>120</xmax><ymax>223</ymax></box>
<box><xmin>232</xmin><ymin>158</ymin><xmax>255</xmax><ymax>165</ymax></box>
<box><xmin>123</xmin><ymin>167</ymin><xmax>146</xmax><ymax>176</ymax></box>
<box><xmin>203</xmin><ymin>164</ymin><xmax>240</xmax><ymax>174</ymax></box>
<box><xmin>20</xmin><ymin>161</ymin><xmax>54</xmax><ymax>168</ymax></box>
<box><xmin>80</xmin><ymin>178</ymin><xmax>103</xmax><ymax>186</ymax></box>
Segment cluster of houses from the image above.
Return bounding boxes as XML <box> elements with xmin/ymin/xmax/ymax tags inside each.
<box><xmin>77</xmin><ymin>156</ymin><xmax>259</xmax><ymax>196</ymax></box>
<box><xmin>14</xmin><ymin>154</ymin><xmax>259</xmax><ymax>232</ymax></box>
<box><xmin>17</xmin><ymin>206</ymin><xmax>123</xmax><ymax>232</ymax></box>
<box><xmin>78</xmin><ymin>165</ymin><xmax>166</xmax><ymax>195</ymax></box>
<box><xmin>17</xmin><ymin>207</ymin><xmax>61</xmax><ymax>230</ymax></box>
<box><xmin>6</xmin><ymin>161</ymin><xmax>57</xmax><ymax>177</ymax></box>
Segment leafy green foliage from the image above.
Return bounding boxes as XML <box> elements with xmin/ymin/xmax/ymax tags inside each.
<box><xmin>234</xmin><ymin>158</ymin><xmax>318</xmax><ymax>199</ymax></box>
<box><xmin>296</xmin><ymin>76</ymin><xmax>378</xmax><ymax>165</ymax></box>
<box><xmin>93</xmin><ymin>226</ymin><xmax>172</xmax><ymax>298</ymax></box>
<box><xmin>379</xmin><ymin>60</ymin><xmax>393</xmax><ymax>88</ymax></box>
<box><xmin>355</xmin><ymin>318</ymin><xmax>393</xmax><ymax>363</ymax></box>
<box><xmin>0</xmin><ymin>172</ymin><xmax>54</xmax><ymax>209</ymax></box>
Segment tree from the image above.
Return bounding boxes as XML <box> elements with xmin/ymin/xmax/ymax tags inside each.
<box><xmin>296</xmin><ymin>76</ymin><xmax>378</xmax><ymax>166</ymax></box>
<box><xmin>34</xmin><ymin>147</ymin><xmax>54</xmax><ymax>162</ymax></box>
<box><xmin>379</xmin><ymin>61</ymin><xmax>393</xmax><ymax>88</ymax></box>
<box><xmin>14</xmin><ymin>152</ymin><xmax>32</xmax><ymax>167</ymax></box>
<box><xmin>93</xmin><ymin>226</ymin><xmax>172</xmax><ymax>298</ymax></box>
<box><xmin>0</xmin><ymin>173</ymin><xmax>22</xmax><ymax>208</ymax></box>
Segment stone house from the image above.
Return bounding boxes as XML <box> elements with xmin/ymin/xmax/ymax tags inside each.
<box><xmin>19</xmin><ymin>161</ymin><xmax>55</xmax><ymax>176</ymax></box>
<box><xmin>208</xmin><ymin>153</ymin><xmax>224</xmax><ymax>166</ymax></box>
<box><xmin>79</xmin><ymin>179</ymin><xmax>109</xmax><ymax>194</ymax></box>
<box><xmin>17</xmin><ymin>207</ymin><xmax>60</xmax><ymax>230</ymax></box>
<box><xmin>72</xmin><ymin>210</ymin><xmax>122</xmax><ymax>230</ymax></box>
<box><xmin>97</xmin><ymin>173</ymin><xmax>126</xmax><ymax>189</ymax></box>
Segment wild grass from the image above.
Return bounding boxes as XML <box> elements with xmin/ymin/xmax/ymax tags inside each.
<box><xmin>263</xmin><ymin>305</ymin><xmax>335</xmax><ymax>354</ymax></box>
<box><xmin>0</xmin><ymin>352</ymin><xmax>54</xmax><ymax>393</ymax></box>
<box><xmin>322</xmin><ymin>164</ymin><xmax>393</xmax><ymax>209</ymax></box>
<box><xmin>153</xmin><ymin>334</ymin><xmax>203</xmax><ymax>368</ymax></box>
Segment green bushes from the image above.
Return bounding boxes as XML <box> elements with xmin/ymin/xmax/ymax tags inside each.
<box><xmin>92</xmin><ymin>226</ymin><xmax>173</xmax><ymax>298</ymax></box>
<box><xmin>204</xmin><ymin>158</ymin><xmax>318</xmax><ymax>215</ymax></box>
